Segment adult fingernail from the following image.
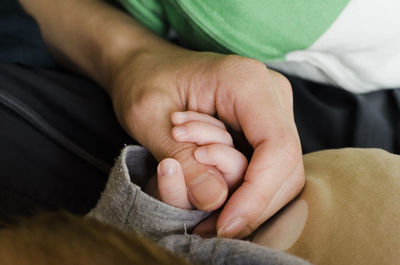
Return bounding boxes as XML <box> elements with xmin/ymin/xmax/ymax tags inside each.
<box><xmin>173</xmin><ymin>126</ymin><xmax>186</xmax><ymax>139</ymax></box>
<box><xmin>189</xmin><ymin>172</ymin><xmax>227</xmax><ymax>211</ymax></box>
<box><xmin>217</xmin><ymin>216</ymin><xmax>247</xmax><ymax>238</ymax></box>
<box><xmin>158</xmin><ymin>159</ymin><xmax>178</xmax><ymax>177</ymax></box>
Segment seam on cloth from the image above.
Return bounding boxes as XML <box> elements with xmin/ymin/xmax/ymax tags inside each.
<box><xmin>124</xmin><ymin>184</ymin><xmax>139</xmax><ymax>227</ymax></box>
<box><xmin>119</xmin><ymin>147</ymin><xmax>139</xmax><ymax>227</ymax></box>
<box><xmin>185</xmin><ymin>232</ymin><xmax>192</xmax><ymax>261</ymax></box>
<box><xmin>183</xmin><ymin>222</ymin><xmax>188</xmax><ymax>236</ymax></box>
<box><xmin>0</xmin><ymin>89</ymin><xmax>110</xmax><ymax>174</ymax></box>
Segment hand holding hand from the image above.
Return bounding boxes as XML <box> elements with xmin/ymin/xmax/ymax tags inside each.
<box><xmin>110</xmin><ymin>48</ymin><xmax>305</xmax><ymax>238</ymax></box>
<box><xmin>19</xmin><ymin>0</ymin><xmax>304</xmax><ymax>239</ymax></box>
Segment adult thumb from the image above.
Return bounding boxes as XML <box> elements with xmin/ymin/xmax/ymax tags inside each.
<box><xmin>165</xmin><ymin>138</ymin><xmax>228</xmax><ymax>211</ymax></box>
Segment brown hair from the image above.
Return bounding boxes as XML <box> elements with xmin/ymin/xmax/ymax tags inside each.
<box><xmin>0</xmin><ymin>212</ymin><xmax>191</xmax><ymax>265</ymax></box>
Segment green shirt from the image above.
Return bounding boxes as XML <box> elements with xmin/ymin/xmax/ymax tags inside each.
<box><xmin>113</xmin><ymin>0</ymin><xmax>400</xmax><ymax>93</ymax></box>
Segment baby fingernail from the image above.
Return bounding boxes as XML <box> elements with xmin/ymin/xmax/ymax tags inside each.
<box><xmin>189</xmin><ymin>173</ymin><xmax>227</xmax><ymax>211</ymax></box>
<box><xmin>217</xmin><ymin>216</ymin><xmax>247</xmax><ymax>238</ymax></box>
<box><xmin>194</xmin><ymin>148</ymin><xmax>207</xmax><ymax>161</ymax></box>
<box><xmin>158</xmin><ymin>159</ymin><xmax>178</xmax><ymax>177</ymax></box>
<box><xmin>173</xmin><ymin>126</ymin><xmax>186</xmax><ymax>138</ymax></box>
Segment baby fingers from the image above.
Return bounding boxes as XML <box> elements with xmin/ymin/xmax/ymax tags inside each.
<box><xmin>157</xmin><ymin>158</ymin><xmax>192</xmax><ymax>209</ymax></box>
<box><xmin>171</xmin><ymin>111</ymin><xmax>226</xmax><ymax>129</ymax></box>
<box><xmin>172</xmin><ymin>121</ymin><xmax>234</xmax><ymax>147</ymax></box>
<box><xmin>195</xmin><ymin>144</ymin><xmax>248</xmax><ymax>190</ymax></box>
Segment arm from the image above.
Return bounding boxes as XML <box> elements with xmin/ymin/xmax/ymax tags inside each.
<box><xmin>18</xmin><ymin>0</ymin><xmax>172</xmax><ymax>90</ymax></box>
<box><xmin>19</xmin><ymin>0</ymin><xmax>230</xmax><ymax>211</ymax></box>
<box><xmin>19</xmin><ymin>0</ymin><xmax>305</xmax><ymax>238</ymax></box>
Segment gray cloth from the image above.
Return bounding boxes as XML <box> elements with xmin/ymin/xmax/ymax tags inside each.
<box><xmin>88</xmin><ymin>146</ymin><xmax>310</xmax><ymax>265</ymax></box>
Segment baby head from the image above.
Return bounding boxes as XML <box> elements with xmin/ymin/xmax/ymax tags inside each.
<box><xmin>0</xmin><ymin>211</ymin><xmax>190</xmax><ymax>265</ymax></box>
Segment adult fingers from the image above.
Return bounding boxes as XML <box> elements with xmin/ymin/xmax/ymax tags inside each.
<box><xmin>216</xmin><ymin>68</ymin><xmax>305</xmax><ymax>238</ymax></box>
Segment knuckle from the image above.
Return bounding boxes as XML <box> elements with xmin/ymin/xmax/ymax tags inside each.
<box><xmin>221</xmin><ymin>55</ymin><xmax>265</xmax><ymax>70</ymax></box>
<box><xmin>271</xmin><ymin>71</ymin><xmax>294</xmax><ymax>104</ymax></box>
<box><xmin>166</xmin><ymin>142</ymin><xmax>198</xmax><ymax>170</ymax></box>
<box><xmin>131</xmin><ymin>87</ymin><xmax>167</xmax><ymax>111</ymax></box>
<box><xmin>127</xmin><ymin>88</ymin><xmax>175</xmax><ymax>128</ymax></box>
<box><xmin>272</xmin><ymin>70</ymin><xmax>291</xmax><ymax>88</ymax></box>
<box><xmin>218</xmin><ymin>55</ymin><xmax>268</xmax><ymax>81</ymax></box>
<box><xmin>215</xmin><ymin>56</ymin><xmax>270</xmax><ymax>105</ymax></box>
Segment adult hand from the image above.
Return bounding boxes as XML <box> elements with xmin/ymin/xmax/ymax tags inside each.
<box><xmin>110</xmin><ymin>47</ymin><xmax>305</xmax><ymax>238</ymax></box>
<box><xmin>20</xmin><ymin>0</ymin><xmax>304</xmax><ymax>239</ymax></box>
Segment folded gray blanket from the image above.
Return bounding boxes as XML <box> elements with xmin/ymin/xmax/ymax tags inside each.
<box><xmin>88</xmin><ymin>145</ymin><xmax>310</xmax><ymax>265</ymax></box>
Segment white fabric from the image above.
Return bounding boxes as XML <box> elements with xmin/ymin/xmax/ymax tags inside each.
<box><xmin>268</xmin><ymin>0</ymin><xmax>400</xmax><ymax>93</ymax></box>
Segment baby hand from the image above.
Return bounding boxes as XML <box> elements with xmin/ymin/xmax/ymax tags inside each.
<box><xmin>156</xmin><ymin>111</ymin><xmax>248</xmax><ymax>210</ymax></box>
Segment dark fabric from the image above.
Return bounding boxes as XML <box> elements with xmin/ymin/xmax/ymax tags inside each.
<box><xmin>289</xmin><ymin>75</ymin><xmax>400</xmax><ymax>154</ymax></box>
<box><xmin>0</xmin><ymin>63</ymin><xmax>133</xmax><ymax>219</ymax></box>
<box><xmin>0</xmin><ymin>0</ymin><xmax>56</xmax><ymax>68</ymax></box>
<box><xmin>233</xmin><ymin>75</ymin><xmax>400</xmax><ymax>158</ymax></box>
<box><xmin>0</xmin><ymin>62</ymin><xmax>399</xmax><ymax>220</ymax></box>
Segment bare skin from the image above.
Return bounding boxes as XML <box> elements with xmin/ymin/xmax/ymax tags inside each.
<box><xmin>19</xmin><ymin>0</ymin><xmax>305</xmax><ymax>238</ymax></box>
<box><xmin>155</xmin><ymin>111</ymin><xmax>307</xmax><ymax>241</ymax></box>
<box><xmin>251</xmin><ymin>199</ymin><xmax>308</xmax><ymax>251</ymax></box>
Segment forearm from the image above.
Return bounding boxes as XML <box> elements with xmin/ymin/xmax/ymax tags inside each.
<box><xmin>18</xmin><ymin>0</ymin><xmax>173</xmax><ymax>93</ymax></box>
